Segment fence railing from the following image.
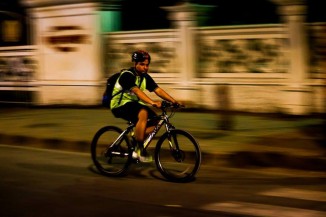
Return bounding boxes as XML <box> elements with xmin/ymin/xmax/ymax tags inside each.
<box><xmin>104</xmin><ymin>23</ymin><xmax>325</xmax><ymax>79</ymax></box>
<box><xmin>197</xmin><ymin>24</ymin><xmax>289</xmax><ymax>76</ymax></box>
<box><xmin>0</xmin><ymin>45</ymin><xmax>37</xmax><ymax>104</ymax></box>
<box><xmin>0</xmin><ymin>45</ymin><xmax>37</xmax><ymax>82</ymax></box>
<box><xmin>103</xmin><ymin>29</ymin><xmax>180</xmax><ymax>78</ymax></box>
<box><xmin>0</xmin><ymin>23</ymin><xmax>324</xmax><ymax>109</ymax></box>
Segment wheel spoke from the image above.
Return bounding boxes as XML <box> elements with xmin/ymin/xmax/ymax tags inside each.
<box><xmin>91</xmin><ymin>126</ymin><xmax>132</xmax><ymax>177</ymax></box>
<box><xmin>155</xmin><ymin>130</ymin><xmax>201</xmax><ymax>182</ymax></box>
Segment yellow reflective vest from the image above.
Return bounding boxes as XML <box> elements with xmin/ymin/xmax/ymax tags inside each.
<box><xmin>110</xmin><ymin>70</ymin><xmax>146</xmax><ymax>109</ymax></box>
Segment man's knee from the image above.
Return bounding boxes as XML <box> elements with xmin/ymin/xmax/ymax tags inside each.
<box><xmin>138</xmin><ymin>108</ymin><xmax>148</xmax><ymax>121</ymax></box>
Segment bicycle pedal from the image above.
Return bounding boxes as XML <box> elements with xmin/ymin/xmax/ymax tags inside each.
<box><xmin>131</xmin><ymin>158</ymin><xmax>140</xmax><ymax>164</ymax></box>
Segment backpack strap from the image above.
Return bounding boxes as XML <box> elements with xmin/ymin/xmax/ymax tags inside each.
<box><xmin>116</xmin><ymin>69</ymin><xmax>144</xmax><ymax>106</ymax></box>
<box><xmin>115</xmin><ymin>69</ymin><xmax>129</xmax><ymax>105</ymax></box>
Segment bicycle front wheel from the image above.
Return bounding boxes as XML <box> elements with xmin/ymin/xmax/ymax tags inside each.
<box><xmin>91</xmin><ymin>126</ymin><xmax>132</xmax><ymax>177</ymax></box>
<box><xmin>155</xmin><ymin>129</ymin><xmax>201</xmax><ymax>182</ymax></box>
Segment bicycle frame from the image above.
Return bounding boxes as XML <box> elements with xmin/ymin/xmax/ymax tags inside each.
<box><xmin>107</xmin><ymin>124</ymin><xmax>134</xmax><ymax>155</ymax></box>
<box><xmin>113</xmin><ymin>106</ymin><xmax>175</xmax><ymax>152</ymax></box>
<box><xmin>144</xmin><ymin>107</ymin><xmax>176</xmax><ymax>149</ymax></box>
<box><xmin>143</xmin><ymin>119</ymin><xmax>164</xmax><ymax>149</ymax></box>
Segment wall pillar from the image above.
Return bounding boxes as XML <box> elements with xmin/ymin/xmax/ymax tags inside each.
<box><xmin>22</xmin><ymin>0</ymin><xmax>103</xmax><ymax>105</ymax></box>
<box><xmin>162</xmin><ymin>2</ymin><xmax>202</xmax><ymax>105</ymax></box>
<box><xmin>275</xmin><ymin>0</ymin><xmax>312</xmax><ymax>114</ymax></box>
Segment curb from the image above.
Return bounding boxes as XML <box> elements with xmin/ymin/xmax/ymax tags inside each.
<box><xmin>0</xmin><ymin>134</ymin><xmax>90</xmax><ymax>153</ymax></box>
<box><xmin>222</xmin><ymin>151</ymin><xmax>326</xmax><ymax>172</ymax></box>
<box><xmin>1</xmin><ymin>133</ymin><xmax>326</xmax><ymax>172</ymax></box>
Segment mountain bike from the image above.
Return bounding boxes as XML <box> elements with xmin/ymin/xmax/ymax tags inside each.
<box><xmin>91</xmin><ymin>101</ymin><xmax>201</xmax><ymax>182</ymax></box>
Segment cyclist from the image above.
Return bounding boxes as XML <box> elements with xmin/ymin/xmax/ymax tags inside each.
<box><xmin>111</xmin><ymin>50</ymin><xmax>181</xmax><ymax>162</ymax></box>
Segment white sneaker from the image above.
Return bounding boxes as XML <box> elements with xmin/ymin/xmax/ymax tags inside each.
<box><xmin>132</xmin><ymin>151</ymin><xmax>139</xmax><ymax>159</ymax></box>
<box><xmin>132</xmin><ymin>149</ymin><xmax>153</xmax><ymax>163</ymax></box>
<box><xmin>138</xmin><ymin>154</ymin><xmax>153</xmax><ymax>163</ymax></box>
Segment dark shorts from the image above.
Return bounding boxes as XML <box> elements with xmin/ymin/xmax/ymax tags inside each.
<box><xmin>112</xmin><ymin>101</ymin><xmax>157</xmax><ymax>125</ymax></box>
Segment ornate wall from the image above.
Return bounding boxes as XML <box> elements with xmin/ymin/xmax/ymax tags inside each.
<box><xmin>0</xmin><ymin>0</ymin><xmax>324</xmax><ymax>114</ymax></box>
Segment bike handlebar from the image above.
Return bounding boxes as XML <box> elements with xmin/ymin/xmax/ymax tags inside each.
<box><xmin>161</xmin><ymin>101</ymin><xmax>184</xmax><ymax>109</ymax></box>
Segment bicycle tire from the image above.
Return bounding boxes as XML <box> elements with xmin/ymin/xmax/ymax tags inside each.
<box><xmin>91</xmin><ymin>126</ymin><xmax>132</xmax><ymax>177</ymax></box>
<box><xmin>154</xmin><ymin>129</ymin><xmax>201</xmax><ymax>182</ymax></box>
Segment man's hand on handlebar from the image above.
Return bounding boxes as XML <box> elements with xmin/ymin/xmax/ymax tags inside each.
<box><xmin>151</xmin><ymin>101</ymin><xmax>162</xmax><ymax>108</ymax></box>
<box><xmin>151</xmin><ymin>100</ymin><xmax>185</xmax><ymax>109</ymax></box>
<box><xmin>172</xmin><ymin>100</ymin><xmax>185</xmax><ymax>108</ymax></box>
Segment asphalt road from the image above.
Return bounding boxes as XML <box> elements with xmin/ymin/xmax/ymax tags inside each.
<box><xmin>1</xmin><ymin>144</ymin><xmax>326</xmax><ymax>217</ymax></box>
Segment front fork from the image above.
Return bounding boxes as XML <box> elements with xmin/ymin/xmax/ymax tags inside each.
<box><xmin>166</xmin><ymin>126</ymin><xmax>185</xmax><ymax>162</ymax></box>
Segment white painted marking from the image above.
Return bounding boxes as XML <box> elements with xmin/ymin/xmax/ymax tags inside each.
<box><xmin>0</xmin><ymin>144</ymin><xmax>89</xmax><ymax>156</ymax></box>
<box><xmin>202</xmin><ymin>201</ymin><xmax>326</xmax><ymax>217</ymax></box>
<box><xmin>260</xmin><ymin>188</ymin><xmax>326</xmax><ymax>202</ymax></box>
<box><xmin>164</xmin><ymin>204</ymin><xmax>182</xmax><ymax>208</ymax></box>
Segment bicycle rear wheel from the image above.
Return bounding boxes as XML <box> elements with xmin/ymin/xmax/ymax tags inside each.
<box><xmin>155</xmin><ymin>129</ymin><xmax>201</xmax><ymax>182</ymax></box>
<box><xmin>91</xmin><ymin>126</ymin><xmax>132</xmax><ymax>177</ymax></box>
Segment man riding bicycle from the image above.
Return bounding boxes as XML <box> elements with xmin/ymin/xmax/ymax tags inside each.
<box><xmin>111</xmin><ymin>50</ymin><xmax>181</xmax><ymax>162</ymax></box>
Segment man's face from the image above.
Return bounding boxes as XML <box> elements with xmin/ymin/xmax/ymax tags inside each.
<box><xmin>135</xmin><ymin>59</ymin><xmax>150</xmax><ymax>74</ymax></box>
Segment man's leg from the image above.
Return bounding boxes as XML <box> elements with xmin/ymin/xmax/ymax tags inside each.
<box><xmin>134</xmin><ymin>108</ymin><xmax>153</xmax><ymax>161</ymax></box>
<box><xmin>135</xmin><ymin>108</ymin><xmax>148</xmax><ymax>144</ymax></box>
<box><xmin>135</xmin><ymin>108</ymin><xmax>156</xmax><ymax>144</ymax></box>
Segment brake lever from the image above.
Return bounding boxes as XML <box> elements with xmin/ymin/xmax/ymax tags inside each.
<box><xmin>172</xmin><ymin>103</ymin><xmax>185</xmax><ymax>109</ymax></box>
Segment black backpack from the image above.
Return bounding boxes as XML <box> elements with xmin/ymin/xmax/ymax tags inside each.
<box><xmin>102</xmin><ymin>69</ymin><xmax>143</xmax><ymax>109</ymax></box>
<box><xmin>102</xmin><ymin>72</ymin><xmax>123</xmax><ymax>109</ymax></box>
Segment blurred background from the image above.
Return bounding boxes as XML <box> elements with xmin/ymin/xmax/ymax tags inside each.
<box><xmin>0</xmin><ymin>0</ymin><xmax>325</xmax><ymax>115</ymax></box>
<box><xmin>0</xmin><ymin>3</ymin><xmax>325</xmax><ymax>215</ymax></box>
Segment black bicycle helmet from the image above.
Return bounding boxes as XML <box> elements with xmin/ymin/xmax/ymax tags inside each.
<box><xmin>131</xmin><ymin>50</ymin><xmax>151</xmax><ymax>63</ymax></box>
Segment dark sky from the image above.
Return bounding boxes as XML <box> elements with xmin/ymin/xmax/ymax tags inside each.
<box><xmin>0</xmin><ymin>0</ymin><xmax>324</xmax><ymax>31</ymax></box>
<box><xmin>121</xmin><ymin>0</ymin><xmax>280</xmax><ymax>30</ymax></box>
<box><xmin>0</xmin><ymin>0</ymin><xmax>22</xmax><ymax>10</ymax></box>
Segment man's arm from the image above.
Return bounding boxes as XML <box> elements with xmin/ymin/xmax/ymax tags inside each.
<box><xmin>132</xmin><ymin>87</ymin><xmax>161</xmax><ymax>107</ymax></box>
<box><xmin>154</xmin><ymin>87</ymin><xmax>178</xmax><ymax>104</ymax></box>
